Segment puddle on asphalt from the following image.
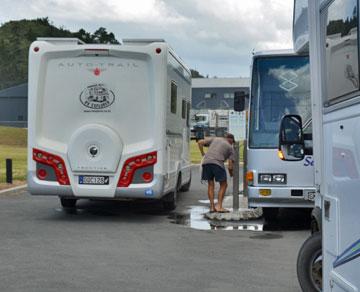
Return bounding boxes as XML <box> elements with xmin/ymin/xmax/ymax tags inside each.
<box><xmin>168</xmin><ymin>206</ymin><xmax>264</xmax><ymax>231</ymax></box>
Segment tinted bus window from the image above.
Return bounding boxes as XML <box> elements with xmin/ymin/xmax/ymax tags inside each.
<box><xmin>249</xmin><ymin>56</ymin><xmax>311</xmax><ymax>148</ymax></box>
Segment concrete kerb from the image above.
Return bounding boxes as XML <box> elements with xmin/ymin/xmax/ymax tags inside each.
<box><xmin>204</xmin><ymin>207</ymin><xmax>263</xmax><ymax>221</ymax></box>
<box><xmin>204</xmin><ymin>195</ymin><xmax>263</xmax><ymax>221</ymax></box>
<box><xmin>0</xmin><ymin>185</ymin><xmax>27</xmax><ymax>196</ymax></box>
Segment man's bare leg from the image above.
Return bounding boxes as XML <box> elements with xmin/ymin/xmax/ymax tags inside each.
<box><xmin>215</xmin><ymin>181</ymin><xmax>229</xmax><ymax>212</ymax></box>
<box><xmin>207</xmin><ymin>180</ymin><xmax>216</xmax><ymax>212</ymax></box>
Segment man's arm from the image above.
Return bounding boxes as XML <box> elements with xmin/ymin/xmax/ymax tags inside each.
<box><xmin>227</xmin><ymin>147</ymin><xmax>235</xmax><ymax>177</ymax></box>
<box><xmin>197</xmin><ymin>139</ymin><xmax>206</xmax><ymax>157</ymax></box>
<box><xmin>228</xmin><ymin>159</ymin><xmax>234</xmax><ymax>177</ymax></box>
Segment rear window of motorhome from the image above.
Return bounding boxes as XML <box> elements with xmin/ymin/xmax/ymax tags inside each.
<box><xmin>324</xmin><ymin>0</ymin><xmax>359</xmax><ymax>103</ymax></box>
<box><xmin>171</xmin><ymin>82</ymin><xmax>177</xmax><ymax>114</ymax></box>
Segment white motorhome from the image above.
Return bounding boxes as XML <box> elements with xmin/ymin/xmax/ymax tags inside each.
<box><xmin>27</xmin><ymin>38</ymin><xmax>192</xmax><ymax>210</ymax></box>
<box><xmin>280</xmin><ymin>0</ymin><xmax>360</xmax><ymax>291</ymax></box>
<box><xmin>242</xmin><ymin>50</ymin><xmax>316</xmax><ymax>220</ymax></box>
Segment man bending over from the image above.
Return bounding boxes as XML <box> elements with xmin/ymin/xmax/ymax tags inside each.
<box><xmin>198</xmin><ymin>133</ymin><xmax>235</xmax><ymax>213</ymax></box>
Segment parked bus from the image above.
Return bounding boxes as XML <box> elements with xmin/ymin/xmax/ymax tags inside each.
<box><xmin>242</xmin><ymin>50</ymin><xmax>316</xmax><ymax>221</ymax></box>
<box><xmin>279</xmin><ymin>0</ymin><xmax>360</xmax><ymax>291</ymax></box>
<box><xmin>27</xmin><ymin>38</ymin><xmax>192</xmax><ymax>210</ymax></box>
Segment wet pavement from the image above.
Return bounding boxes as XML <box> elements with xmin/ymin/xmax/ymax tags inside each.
<box><xmin>168</xmin><ymin>202</ymin><xmax>311</xmax><ymax>232</ymax></box>
<box><xmin>0</xmin><ymin>166</ymin><xmax>308</xmax><ymax>292</ymax></box>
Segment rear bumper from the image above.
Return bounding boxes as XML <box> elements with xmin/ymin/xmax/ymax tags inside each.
<box><xmin>248</xmin><ymin>186</ymin><xmax>315</xmax><ymax>208</ymax></box>
<box><xmin>27</xmin><ymin>171</ymin><xmax>165</xmax><ymax>200</ymax></box>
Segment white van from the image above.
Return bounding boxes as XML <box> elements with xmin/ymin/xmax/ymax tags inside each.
<box><xmin>27</xmin><ymin>38</ymin><xmax>192</xmax><ymax>210</ymax></box>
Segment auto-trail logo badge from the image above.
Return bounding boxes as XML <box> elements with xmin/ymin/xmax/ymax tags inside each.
<box><xmin>80</xmin><ymin>84</ymin><xmax>115</xmax><ymax>110</ymax></box>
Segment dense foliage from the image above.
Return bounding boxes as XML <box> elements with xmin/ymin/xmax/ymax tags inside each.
<box><xmin>0</xmin><ymin>18</ymin><xmax>205</xmax><ymax>89</ymax></box>
<box><xmin>0</xmin><ymin>18</ymin><xmax>119</xmax><ymax>89</ymax></box>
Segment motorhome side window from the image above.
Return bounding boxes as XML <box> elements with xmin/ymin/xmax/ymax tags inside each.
<box><xmin>324</xmin><ymin>0</ymin><xmax>359</xmax><ymax>104</ymax></box>
<box><xmin>186</xmin><ymin>102</ymin><xmax>190</xmax><ymax>126</ymax></box>
<box><xmin>171</xmin><ymin>82</ymin><xmax>177</xmax><ymax>114</ymax></box>
<box><xmin>181</xmin><ymin>99</ymin><xmax>186</xmax><ymax>119</ymax></box>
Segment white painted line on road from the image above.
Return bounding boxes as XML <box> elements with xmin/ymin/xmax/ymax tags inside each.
<box><xmin>0</xmin><ymin>185</ymin><xmax>27</xmax><ymax>196</ymax></box>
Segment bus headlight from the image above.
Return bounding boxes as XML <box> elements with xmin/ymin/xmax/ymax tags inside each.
<box><xmin>258</xmin><ymin>174</ymin><xmax>286</xmax><ymax>184</ymax></box>
<box><xmin>273</xmin><ymin>174</ymin><xmax>286</xmax><ymax>184</ymax></box>
<box><xmin>259</xmin><ymin>174</ymin><xmax>272</xmax><ymax>183</ymax></box>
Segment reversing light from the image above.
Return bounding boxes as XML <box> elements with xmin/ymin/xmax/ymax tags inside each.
<box><xmin>118</xmin><ymin>151</ymin><xmax>157</xmax><ymax>187</ymax></box>
<box><xmin>33</xmin><ymin>148</ymin><xmax>70</xmax><ymax>185</ymax></box>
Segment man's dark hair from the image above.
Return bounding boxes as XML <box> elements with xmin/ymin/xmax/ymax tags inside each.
<box><xmin>225</xmin><ymin>133</ymin><xmax>235</xmax><ymax>142</ymax></box>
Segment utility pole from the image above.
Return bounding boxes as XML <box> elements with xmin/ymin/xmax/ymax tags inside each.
<box><xmin>233</xmin><ymin>141</ymin><xmax>240</xmax><ymax>211</ymax></box>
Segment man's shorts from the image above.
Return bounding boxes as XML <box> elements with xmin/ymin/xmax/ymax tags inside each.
<box><xmin>201</xmin><ymin>164</ymin><xmax>227</xmax><ymax>182</ymax></box>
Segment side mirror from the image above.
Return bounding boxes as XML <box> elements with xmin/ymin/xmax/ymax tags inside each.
<box><xmin>278</xmin><ymin>115</ymin><xmax>305</xmax><ymax>161</ymax></box>
<box><xmin>234</xmin><ymin>91</ymin><xmax>247</xmax><ymax>112</ymax></box>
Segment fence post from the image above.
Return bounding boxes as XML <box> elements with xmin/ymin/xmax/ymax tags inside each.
<box><xmin>233</xmin><ymin>141</ymin><xmax>240</xmax><ymax>211</ymax></box>
<box><xmin>6</xmin><ymin>159</ymin><xmax>13</xmax><ymax>184</ymax></box>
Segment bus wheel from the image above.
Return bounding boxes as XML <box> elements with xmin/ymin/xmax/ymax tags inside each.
<box><xmin>297</xmin><ymin>232</ymin><xmax>322</xmax><ymax>292</ymax></box>
<box><xmin>263</xmin><ymin>207</ymin><xmax>279</xmax><ymax>222</ymax></box>
<box><xmin>180</xmin><ymin>175</ymin><xmax>191</xmax><ymax>192</ymax></box>
<box><xmin>60</xmin><ymin>197</ymin><xmax>77</xmax><ymax>209</ymax></box>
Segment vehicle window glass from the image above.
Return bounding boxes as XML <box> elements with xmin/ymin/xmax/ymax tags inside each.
<box><xmin>182</xmin><ymin>99</ymin><xmax>186</xmax><ymax>119</ymax></box>
<box><xmin>186</xmin><ymin>102</ymin><xmax>190</xmax><ymax>126</ymax></box>
<box><xmin>293</xmin><ymin>0</ymin><xmax>309</xmax><ymax>50</ymax></box>
<box><xmin>171</xmin><ymin>82</ymin><xmax>177</xmax><ymax>114</ymax></box>
<box><xmin>249</xmin><ymin>56</ymin><xmax>311</xmax><ymax>148</ymax></box>
<box><xmin>324</xmin><ymin>0</ymin><xmax>359</xmax><ymax>102</ymax></box>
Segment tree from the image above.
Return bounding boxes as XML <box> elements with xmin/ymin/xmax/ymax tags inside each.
<box><xmin>0</xmin><ymin>19</ymin><xmax>120</xmax><ymax>89</ymax></box>
<box><xmin>91</xmin><ymin>27</ymin><xmax>119</xmax><ymax>44</ymax></box>
<box><xmin>191</xmin><ymin>69</ymin><xmax>204</xmax><ymax>78</ymax></box>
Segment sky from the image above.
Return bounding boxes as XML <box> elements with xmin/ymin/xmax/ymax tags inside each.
<box><xmin>0</xmin><ymin>0</ymin><xmax>294</xmax><ymax>77</ymax></box>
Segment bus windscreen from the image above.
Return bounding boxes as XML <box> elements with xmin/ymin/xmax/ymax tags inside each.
<box><xmin>249</xmin><ymin>56</ymin><xmax>311</xmax><ymax>148</ymax></box>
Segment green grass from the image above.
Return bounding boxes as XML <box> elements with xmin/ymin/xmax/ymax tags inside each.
<box><xmin>0</xmin><ymin>126</ymin><xmax>244</xmax><ymax>183</ymax></box>
<box><xmin>0</xmin><ymin>145</ymin><xmax>27</xmax><ymax>183</ymax></box>
<box><xmin>0</xmin><ymin>126</ymin><xmax>27</xmax><ymax>147</ymax></box>
<box><xmin>0</xmin><ymin>126</ymin><xmax>27</xmax><ymax>184</ymax></box>
<box><xmin>190</xmin><ymin>140</ymin><xmax>244</xmax><ymax>164</ymax></box>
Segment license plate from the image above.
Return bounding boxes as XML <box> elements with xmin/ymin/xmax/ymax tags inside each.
<box><xmin>79</xmin><ymin>176</ymin><xmax>109</xmax><ymax>185</ymax></box>
<box><xmin>259</xmin><ymin>189</ymin><xmax>271</xmax><ymax>196</ymax></box>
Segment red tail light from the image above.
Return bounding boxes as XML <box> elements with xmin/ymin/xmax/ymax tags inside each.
<box><xmin>33</xmin><ymin>149</ymin><xmax>70</xmax><ymax>185</ymax></box>
<box><xmin>118</xmin><ymin>151</ymin><xmax>157</xmax><ymax>187</ymax></box>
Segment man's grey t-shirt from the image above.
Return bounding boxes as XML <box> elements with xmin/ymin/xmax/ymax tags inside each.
<box><xmin>202</xmin><ymin>137</ymin><xmax>235</xmax><ymax>169</ymax></box>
